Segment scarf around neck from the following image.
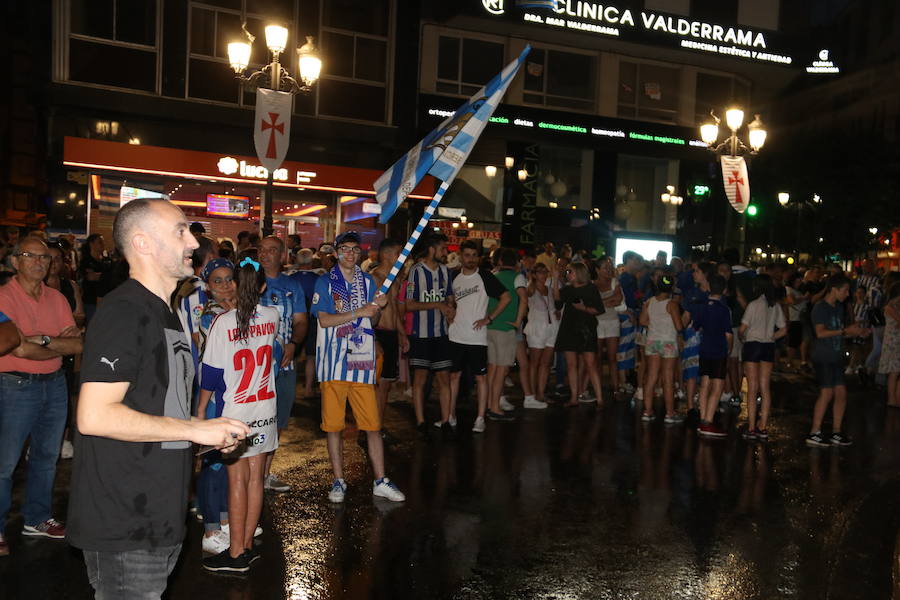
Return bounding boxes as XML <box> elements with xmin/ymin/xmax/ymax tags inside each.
<box><xmin>329</xmin><ymin>264</ymin><xmax>375</xmax><ymax>371</ymax></box>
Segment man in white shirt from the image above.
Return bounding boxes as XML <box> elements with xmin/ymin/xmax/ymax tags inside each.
<box><xmin>447</xmin><ymin>241</ymin><xmax>510</xmax><ymax>434</ymax></box>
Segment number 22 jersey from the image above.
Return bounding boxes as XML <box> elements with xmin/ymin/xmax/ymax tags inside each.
<box><xmin>201</xmin><ymin>304</ymin><xmax>280</xmax><ymax>457</ymax></box>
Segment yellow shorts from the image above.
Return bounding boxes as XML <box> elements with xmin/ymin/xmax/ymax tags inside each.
<box><xmin>320</xmin><ymin>380</ymin><xmax>380</xmax><ymax>432</ymax></box>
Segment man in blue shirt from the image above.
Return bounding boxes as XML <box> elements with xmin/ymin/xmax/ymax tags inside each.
<box><xmin>258</xmin><ymin>236</ymin><xmax>308</xmax><ymax>492</ymax></box>
<box><xmin>290</xmin><ymin>248</ymin><xmax>320</xmax><ymax>400</ymax></box>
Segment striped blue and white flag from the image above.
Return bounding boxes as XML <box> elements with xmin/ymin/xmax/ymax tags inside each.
<box><xmin>374</xmin><ymin>46</ymin><xmax>530</xmax><ymax>224</ymax></box>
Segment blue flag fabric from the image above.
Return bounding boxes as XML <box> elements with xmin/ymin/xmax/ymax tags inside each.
<box><xmin>374</xmin><ymin>46</ymin><xmax>531</xmax><ymax>224</ymax></box>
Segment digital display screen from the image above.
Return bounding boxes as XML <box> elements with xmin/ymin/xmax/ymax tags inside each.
<box><xmin>207</xmin><ymin>194</ymin><xmax>250</xmax><ymax>218</ymax></box>
<box><xmin>120</xmin><ymin>186</ymin><xmax>167</xmax><ymax>206</ymax></box>
<box><xmin>614</xmin><ymin>237</ymin><xmax>673</xmax><ymax>266</ymax></box>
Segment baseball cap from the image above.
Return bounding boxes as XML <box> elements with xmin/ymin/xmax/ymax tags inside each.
<box><xmin>334</xmin><ymin>231</ymin><xmax>361</xmax><ymax>246</ymax></box>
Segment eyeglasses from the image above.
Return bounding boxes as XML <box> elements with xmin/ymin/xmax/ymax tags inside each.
<box><xmin>15</xmin><ymin>252</ymin><xmax>52</xmax><ymax>261</ymax></box>
<box><xmin>337</xmin><ymin>245</ymin><xmax>361</xmax><ymax>255</ymax></box>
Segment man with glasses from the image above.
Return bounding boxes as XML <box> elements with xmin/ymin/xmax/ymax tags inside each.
<box><xmin>311</xmin><ymin>231</ymin><xmax>405</xmax><ymax>503</ymax></box>
<box><xmin>0</xmin><ymin>236</ymin><xmax>83</xmax><ymax>556</ymax></box>
<box><xmin>258</xmin><ymin>236</ymin><xmax>308</xmax><ymax>492</ymax></box>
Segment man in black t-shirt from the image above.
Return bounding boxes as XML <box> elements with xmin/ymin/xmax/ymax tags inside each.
<box><xmin>68</xmin><ymin>199</ymin><xmax>250</xmax><ymax>597</ymax></box>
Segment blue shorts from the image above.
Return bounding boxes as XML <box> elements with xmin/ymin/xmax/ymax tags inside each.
<box><xmin>814</xmin><ymin>362</ymin><xmax>845</xmax><ymax>388</ymax></box>
<box><xmin>275</xmin><ymin>368</ymin><xmax>297</xmax><ymax>429</ymax></box>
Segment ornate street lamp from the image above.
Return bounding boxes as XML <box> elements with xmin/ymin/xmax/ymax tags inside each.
<box><xmin>227</xmin><ymin>23</ymin><xmax>322</xmax><ymax>236</ymax></box>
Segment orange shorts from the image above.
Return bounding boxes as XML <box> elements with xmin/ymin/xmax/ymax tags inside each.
<box><xmin>320</xmin><ymin>380</ymin><xmax>380</xmax><ymax>432</ymax></box>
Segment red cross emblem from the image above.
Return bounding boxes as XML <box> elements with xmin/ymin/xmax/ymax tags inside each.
<box><xmin>260</xmin><ymin>112</ymin><xmax>284</xmax><ymax>159</ymax></box>
<box><xmin>728</xmin><ymin>169</ymin><xmax>745</xmax><ymax>203</ymax></box>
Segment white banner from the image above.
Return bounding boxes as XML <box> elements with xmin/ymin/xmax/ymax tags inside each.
<box><xmin>720</xmin><ymin>155</ymin><xmax>750</xmax><ymax>214</ymax></box>
<box><xmin>254</xmin><ymin>88</ymin><xmax>293</xmax><ymax>174</ymax></box>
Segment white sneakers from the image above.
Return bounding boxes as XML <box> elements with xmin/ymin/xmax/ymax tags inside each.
<box><xmin>202</xmin><ymin>529</ymin><xmax>230</xmax><ymax>555</ymax></box>
<box><xmin>264</xmin><ymin>474</ymin><xmax>290</xmax><ymax>492</ymax></box>
<box><xmin>523</xmin><ymin>396</ymin><xmax>548</xmax><ymax>409</ymax></box>
<box><xmin>472</xmin><ymin>416</ymin><xmax>486</xmax><ymax>433</ymax></box>
<box><xmin>499</xmin><ymin>396</ymin><xmax>515</xmax><ymax>411</ymax></box>
<box><xmin>433</xmin><ymin>415</ymin><xmax>458</xmax><ymax>428</ymax></box>
<box><xmin>329</xmin><ymin>478</ymin><xmax>347</xmax><ymax>503</ymax></box>
<box><xmin>372</xmin><ymin>478</ymin><xmax>406</xmax><ymax>502</ymax></box>
<box><xmin>329</xmin><ymin>477</ymin><xmax>406</xmax><ymax>503</ymax></box>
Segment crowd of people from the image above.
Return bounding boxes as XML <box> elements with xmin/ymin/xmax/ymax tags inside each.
<box><xmin>1</xmin><ymin>200</ymin><xmax>899</xmax><ymax>596</ymax></box>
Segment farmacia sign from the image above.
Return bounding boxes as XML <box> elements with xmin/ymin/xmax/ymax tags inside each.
<box><xmin>481</xmin><ymin>0</ymin><xmax>793</xmax><ymax>65</ymax></box>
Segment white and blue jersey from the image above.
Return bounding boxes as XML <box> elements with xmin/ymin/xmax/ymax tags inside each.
<box><xmin>261</xmin><ymin>273</ymin><xmax>307</xmax><ymax>372</ymax></box>
<box><xmin>406</xmin><ymin>262</ymin><xmax>452</xmax><ymax>339</ymax></box>
<box><xmin>311</xmin><ymin>272</ymin><xmax>377</xmax><ymax>384</ymax></box>
<box><xmin>176</xmin><ymin>277</ymin><xmax>208</xmax><ymax>370</ymax></box>
<box><xmin>200</xmin><ymin>305</ymin><xmax>280</xmax><ymax>457</ymax></box>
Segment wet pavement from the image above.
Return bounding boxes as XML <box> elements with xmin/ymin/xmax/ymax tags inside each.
<box><xmin>2</xmin><ymin>371</ymin><xmax>899</xmax><ymax>599</ymax></box>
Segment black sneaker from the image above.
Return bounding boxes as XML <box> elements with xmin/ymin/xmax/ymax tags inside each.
<box><xmin>245</xmin><ymin>547</ymin><xmax>261</xmax><ymax>565</ymax></box>
<box><xmin>202</xmin><ymin>549</ymin><xmax>250</xmax><ymax>573</ymax></box>
<box><xmin>416</xmin><ymin>422</ymin><xmax>432</xmax><ymax>440</ymax></box>
<box><xmin>830</xmin><ymin>432</ymin><xmax>853</xmax><ymax>446</ymax></box>
<box><xmin>441</xmin><ymin>422</ymin><xmax>455</xmax><ymax>440</ymax></box>
<box><xmin>486</xmin><ymin>410</ymin><xmax>514</xmax><ymax>422</ymax></box>
<box><xmin>805</xmin><ymin>432</ymin><xmax>830</xmax><ymax>448</ymax></box>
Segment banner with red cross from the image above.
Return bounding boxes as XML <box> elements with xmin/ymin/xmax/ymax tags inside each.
<box><xmin>253</xmin><ymin>88</ymin><xmax>293</xmax><ymax>174</ymax></box>
<box><xmin>720</xmin><ymin>155</ymin><xmax>750</xmax><ymax>214</ymax></box>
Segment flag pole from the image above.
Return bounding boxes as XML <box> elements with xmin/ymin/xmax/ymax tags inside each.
<box><xmin>376</xmin><ymin>180</ymin><xmax>451</xmax><ymax>297</ymax></box>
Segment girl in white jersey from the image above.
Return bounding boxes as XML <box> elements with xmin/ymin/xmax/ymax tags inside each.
<box><xmin>198</xmin><ymin>257</ymin><xmax>280</xmax><ymax>573</ymax></box>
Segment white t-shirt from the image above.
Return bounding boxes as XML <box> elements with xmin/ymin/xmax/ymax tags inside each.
<box><xmin>448</xmin><ymin>268</ymin><xmax>507</xmax><ymax>346</ymax></box>
<box><xmin>742</xmin><ymin>296</ymin><xmax>786</xmax><ymax>343</ymax></box>
<box><xmin>200</xmin><ymin>305</ymin><xmax>280</xmax><ymax>457</ymax></box>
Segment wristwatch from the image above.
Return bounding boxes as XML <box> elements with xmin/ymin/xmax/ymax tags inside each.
<box><xmin>40</xmin><ymin>335</ymin><xmax>51</xmax><ymax>347</ymax></box>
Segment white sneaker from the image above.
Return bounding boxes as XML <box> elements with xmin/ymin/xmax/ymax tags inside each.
<box><xmin>328</xmin><ymin>478</ymin><xmax>347</xmax><ymax>503</ymax></box>
<box><xmin>524</xmin><ymin>396</ymin><xmax>548</xmax><ymax>409</ymax></box>
<box><xmin>202</xmin><ymin>529</ymin><xmax>230</xmax><ymax>555</ymax></box>
<box><xmin>719</xmin><ymin>392</ymin><xmax>731</xmax><ymax>403</ymax></box>
<box><xmin>372</xmin><ymin>478</ymin><xmax>405</xmax><ymax>502</ymax></box>
<box><xmin>435</xmin><ymin>415</ymin><xmax>458</xmax><ymax>428</ymax></box>
<box><xmin>499</xmin><ymin>396</ymin><xmax>515</xmax><ymax>411</ymax></box>
<box><xmin>60</xmin><ymin>440</ymin><xmax>74</xmax><ymax>459</ymax></box>
<box><xmin>221</xmin><ymin>523</ymin><xmax>262</xmax><ymax>538</ymax></box>
<box><xmin>504</xmin><ymin>376</ymin><xmax>514</xmax><ymax>388</ymax></box>
<box><xmin>675</xmin><ymin>389</ymin><xmax>685</xmax><ymax>400</ymax></box>
<box><xmin>472</xmin><ymin>416</ymin><xmax>486</xmax><ymax>433</ymax></box>
<box><xmin>634</xmin><ymin>387</ymin><xmax>644</xmax><ymax>400</ymax></box>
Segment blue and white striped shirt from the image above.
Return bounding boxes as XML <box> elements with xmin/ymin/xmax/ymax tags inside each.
<box><xmin>406</xmin><ymin>262</ymin><xmax>452</xmax><ymax>339</ymax></box>
<box><xmin>310</xmin><ymin>272</ymin><xmax>376</xmax><ymax>384</ymax></box>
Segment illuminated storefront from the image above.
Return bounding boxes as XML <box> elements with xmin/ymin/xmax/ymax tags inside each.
<box><xmin>61</xmin><ymin>137</ymin><xmax>435</xmax><ymax>250</ymax></box>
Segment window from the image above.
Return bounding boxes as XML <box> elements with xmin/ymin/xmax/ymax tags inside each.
<box><xmin>435</xmin><ymin>36</ymin><xmax>505</xmax><ymax>96</ymax></box>
<box><xmin>317</xmin><ymin>1</ymin><xmax>391</xmax><ymax>123</ymax></box>
<box><xmin>523</xmin><ymin>48</ymin><xmax>595</xmax><ymax>111</ymax></box>
<box><xmin>188</xmin><ymin>3</ymin><xmax>270</xmax><ymax>105</ymax></box>
<box><xmin>66</xmin><ymin>0</ymin><xmax>158</xmax><ymax>92</ymax></box>
<box><xmin>695</xmin><ymin>72</ymin><xmax>751</xmax><ymax>124</ymax></box>
<box><xmin>618</xmin><ymin>60</ymin><xmax>680</xmax><ymax>124</ymax></box>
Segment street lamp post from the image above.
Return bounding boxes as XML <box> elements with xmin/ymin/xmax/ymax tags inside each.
<box><xmin>227</xmin><ymin>24</ymin><xmax>321</xmax><ymax>236</ymax></box>
<box><xmin>699</xmin><ymin>108</ymin><xmax>767</xmax><ymax>259</ymax></box>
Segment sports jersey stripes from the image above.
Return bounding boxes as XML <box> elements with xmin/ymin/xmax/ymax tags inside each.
<box><xmin>176</xmin><ymin>277</ymin><xmax>207</xmax><ymax>369</ymax></box>
<box><xmin>406</xmin><ymin>262</ymin><xmax>452</xmax><ymax>338</ymax></box>
<box><xmin>311</xmin><ymin>273</ymin><xmax>377</xmax><ymax>384</ymax></box>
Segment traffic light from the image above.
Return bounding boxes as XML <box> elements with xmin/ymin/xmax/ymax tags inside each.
<box><xmin>747</xmin><ymin>204</ymin><xmax>759</xmax><ymax>217</ymax></box>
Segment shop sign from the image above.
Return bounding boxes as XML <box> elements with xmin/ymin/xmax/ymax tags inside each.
<box><xmin>217</xmin><ymin>156</ymin><xmax>289</xmax><ymax>182</ymax></box>
<box><xmin>480</xmin><ymin>1</ymin><xmax>793</xmax><ymax>65</ymax></box>
<box><xmin>426</xmin><ymin>104</ymin><xmax>706</xmax><ymax>149</ymax></box>
<box><xmin>805</xmin><ymin>49</ymin><xmax>840</xmax><ymax>74</ymax></box>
